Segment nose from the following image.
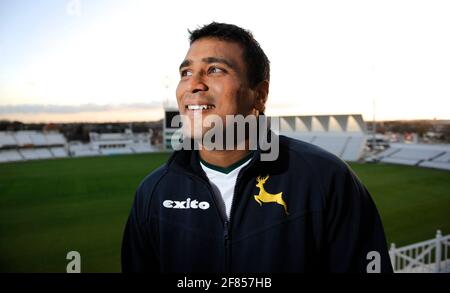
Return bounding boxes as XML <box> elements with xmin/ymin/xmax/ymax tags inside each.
<box><xmin>187</xmin><ymin>73</ymin><xmax>208</xmax><ymax>94</ymax></box>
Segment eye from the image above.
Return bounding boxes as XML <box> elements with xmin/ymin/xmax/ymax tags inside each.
<box><xmin>208</xmin><ymin>66</ymin><xmax>225</xmax><ymax>74</ymax></box>
<box><xmin>180</xmin><ymin>69</ymin><xmax>192</xmax><ymax>77</ymax></box>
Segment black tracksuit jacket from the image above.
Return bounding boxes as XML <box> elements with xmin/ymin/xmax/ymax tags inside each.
<box><xmin>121</xmin><ymin>135</ymin><xmax>393</xmax><ymax>273</ymax></box>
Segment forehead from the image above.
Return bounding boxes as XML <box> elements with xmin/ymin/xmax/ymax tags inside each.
<box><xmin>184</xmin><ymin>38</ymin><xmax>244</xmax><ymax>66</ymax></box>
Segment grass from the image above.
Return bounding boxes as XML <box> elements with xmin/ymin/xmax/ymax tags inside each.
<box><xmin>350</xmin><ymin>163</ymin><xmax>450</xmax><ymax>247</ymax></box>
<box><xmin>0</xmin><ymin>153</ymin><xmax>449</xmax><ymax>272</ymax></box>
<box><xmin>0</xmin><ymin>153</ymin><xmax>169</xmax><ymax>273</ymax></box>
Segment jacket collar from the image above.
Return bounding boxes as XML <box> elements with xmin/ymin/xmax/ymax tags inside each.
<box><xmin>167</xmin><ymin>145</ymin><xmax>262</xmax><ymax>178</ymax></box>
<box><xmin>166</xmin><ymin>128</ymin><xmax>281</xmax><ymax>179</ymax></box>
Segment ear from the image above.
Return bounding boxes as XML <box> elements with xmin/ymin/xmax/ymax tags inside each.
<box><xmin>253</xmin><ymin>80</ymin><xmax>269</xmax><ymax>114</ymax></box>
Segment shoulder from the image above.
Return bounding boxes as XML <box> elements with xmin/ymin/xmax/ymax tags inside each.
<box><xmin>137</xmin><ymin>164</ymin><xmax>169</xmax><ymax>194</ymax></box>
<box><xmin>279</xmin><ymin>135</ymin><xmax>350</xmax><ymax>175</ymax></box>
<box><xmin>278</xmin><ymin>135</ymin><xmax>363</xmax><ymax>203</ymax></box>
<box><xmin>132</xmin><ymin>163</ymin><xmax>169</xmax><ymax>220</ymax></box>
<box><xmin>279</xmin><ymin>136</ymin><xmax>373</xmax><ymax>220</ymax></box>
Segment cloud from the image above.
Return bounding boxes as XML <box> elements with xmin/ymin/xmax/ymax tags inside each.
<box><xmin>0</xmin><ymin>102</ymin><xmax>162</xmax><ymax>114</ymax></box>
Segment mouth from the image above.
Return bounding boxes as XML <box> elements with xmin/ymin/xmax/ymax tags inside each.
<box><xmin>185</xmin><ymin>104</ymin><xmax>216</xmax><ymax>112</ymax></box>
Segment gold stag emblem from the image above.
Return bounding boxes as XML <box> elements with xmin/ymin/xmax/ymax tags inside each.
<box><xmin>254</xmin><ymin>175</ymin><xmax>289</xmax><ymax>215</ymax></box>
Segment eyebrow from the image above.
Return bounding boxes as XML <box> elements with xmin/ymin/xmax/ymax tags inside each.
<box><xmin>179</xmin><ymin>59</ymin><xmax>191</xmax><ymax>71</ymax></box>
<box><xmin>179</xmin><ymin>57</ymin><xmax>236</xmax><ymax>71</ymax></box>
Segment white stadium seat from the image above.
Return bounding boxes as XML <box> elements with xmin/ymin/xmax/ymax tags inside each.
<box><xmin>19</xmin><ymin>149</ymin><xmax>40</xmax><ymax>160</ymax></box>
<box><xmin>276</xmin><ymin>115</ymin><xmax>367</xmax><ymax>162</ymax></box>
<box><xmin>46</xmin><ymin>133</ymin><xmax>67</xmax><ymax>145</ymax></box>
<box><xmin>50</xmin><ymin>147</ymin><xmax>68</xmax><ymax>158</ymax></box>
<box><xmin>282</xmin><ymin>133</ymin><xmax>366</xmax><ymax>162</ymax></box>
<box><xmin>99</xmin><ymin>148</ymin><xmax>133</xmax><ymax>155</ymax></box>
<box><xmin>381</xmin><ymin>157</ymin><xmax>419</xmax><ymax>166</ymax></box>
<box><xmin>71</xmin><ymin>149</ymin><xmax>100</xmax><ymax>157</ymax></box>
<box><xmin>418</xmin><ymin>151</ymin><xmax>450</xmax><ymax>170</ymax></box>
<box><xmin>0</xmin><ymin>150</ymin><xmax>23</xmax><ymax>162</ymax></box>
<box><xmin>392</xmin><ymin>148</ymin><xmax>442</xmax><ymax>161</ymax></box>
<box><xmin>131</xmin><ymin>145</ymin><xmax>155</xmax><ymax>153</ymax></box>
<box><xmin>375</xmin><ymin>147</ymin><xmax>402</xmax><ymax>159</ymax></box>
<box><xmin>419</xmin><ymin>161</ymin><xmax>450</xmax><ymax>171</ymax></box>
<box><xmin>432</xmin><ymin>152</ymin><xmax>450</xmax><ymax>163</ymax></box>
<box><xmin>14</xmin><ymin>132</ymin><xmax>33</xmax><ymax>146</ymax></box>
<box><xmin>18</xmin><ymin>148</ymin><xmax>52</xmax><ymax>160</ymax></box>
<box><xmin>342</xmin><ymin>136</ymin><xmax>366</xmax><ymax>162</ymax></box>
<box><xmin>0</xmin><ymin>132</ymin><xmax>18</xmax><ymax>148</ymax></box>
<box><xmin>312</xmin><ymin>136</ymin><xmax>349</xmax><ymax>157</ymax></box>
<box><xmin>30</xmin><ymin>133</ymin><xmax>48</xmax><ymax>146</ymax></box>
<box><xmin>35</xmin><ymin>148</ymin><xmax>52</xmax><ymax>159</ymax></box>
<box><xmin>0</xmin><ymin>155</ymin><xmax>8</xmax><ymax>163</ymax></box>
<box><xmin>375</xmin><ymin>144</ymin><xmax>450</xmax><ymax>170</ymax></box>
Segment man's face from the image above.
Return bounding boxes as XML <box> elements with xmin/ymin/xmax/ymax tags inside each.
<box><xmin>176</xmin><ymin>37</ymin><xmax>258</xmax><ymax>138</ymax></box>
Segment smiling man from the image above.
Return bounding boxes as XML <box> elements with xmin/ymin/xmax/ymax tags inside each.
<box><xmin>121</xmin><ymin>22</ymin><xmax>393</xmax><ymax>273</ymax></box>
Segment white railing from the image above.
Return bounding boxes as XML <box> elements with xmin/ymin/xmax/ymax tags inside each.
<box><xmin>389</xmin><ymin>230</ymin><xmax>450</xmax><ymax>273</ymax></box>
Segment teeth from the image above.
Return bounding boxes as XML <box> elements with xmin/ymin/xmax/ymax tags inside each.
<box><xmin>186</xmin><ymin>105</ymin><xmax>214</xmax><ymax>110</ymax></box>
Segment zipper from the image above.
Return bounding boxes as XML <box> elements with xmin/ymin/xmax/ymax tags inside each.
<box><xmin>224</xmin><ymin>163</ymin><xmax>252</xmax><ymax>272</ymax></box>
<box><xmin>224</xmin><ymin>220</ymin><xmax>230</xmax><ymax>272</ymax></box>
<box><xmin>228</xmin><ymin>154</ymin><xmax>256</xmax><ymax>225</ymax></box>
<box><xmin>190</xmin><ymin>173</ymin><xmax>231</xmax><ymax>271</ymax></box>
<box><xmin>189</xmin><ymin>173</ymin><xmax>225</xmax><ymax>224</ymax></box>
<box><xmin>188</xmin><ymin>152</ymin><xmax>258</xmax><ymax>272</ymax></box>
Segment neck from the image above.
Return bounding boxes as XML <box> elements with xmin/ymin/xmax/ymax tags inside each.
<box><xmin>199</xmin><ymin>148</ymin><xmax>251</xmax><ymax>168</ymax></box>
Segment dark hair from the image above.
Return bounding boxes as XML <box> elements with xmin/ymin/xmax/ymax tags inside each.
<box><xmin>189</xmin><ymin>22</ymin><xmax>270</xmax><ymax>88</ymax></box>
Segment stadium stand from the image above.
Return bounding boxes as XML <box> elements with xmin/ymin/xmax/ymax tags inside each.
<box><xmin>35</xmin><ymin>148</ymin><xmax>53</xmax><ymax>159</ymax></box>
<box><xmin>130</xmin><ymin>145</ymin><xmax>157</xmax><ymax>153</ymax></box>
<box><xmin>18</xmin><ymin>148</ymin><xmax>53</xmax><ymax>160</ymax></box>
<box><xmin>71</xmin><ymin>149</ymin><xmax>100</xmax><ymax>157</ymax></box>
<box><xmin>50</xmin><ymin>147</ymin><xmax>68</xmax><ymax>158</ymax></box>
<box><xmin>19</xmin><ymin>149</ymin><xmax>40</xmax><ymax>160</ymax></box>
<box><xmin>0</xmin><ymin>150</ymin><xmax>23</xmax><ymax>163</ymax></box>
<box><xmin>14</xmin><ymin>131</ymin><xmax>33</xmax><ymax>146</ymax></box>
<box><xmin>68</xmin><ymin>142</ymin><xmax>100</xmax><ymax>157</ymax></box>
<box><xmin>29</xmin><ymin>133</ymin><xmax>48</xmax><ymax>146</ymax></box>
<box><xmin>99</xmin><ymin>147</ymin><xmax>134</xmax><ymax>155</ymax></box>
<box><xmin>0</xmin><ymin>131</ymin><xmax>68</xmax><ymax>163</ymax></box>
<box><xmin>373</xmin><ymin>143</ymin><xmax>450</xmax><ymax>171</ymax></box>
<box><xmin>89</xmin><ymin>130</ymin><xmax>154</xmax><ymax>156</ymax></box>
<box><xmin>418</xmin><ymin>150</ymin><xmax>450</xmax><ymax>171</ymax></box>
<box><xmin>342</xmin><ymin>135</ymin><xmax>367</xmax><ymax>162</ymax></box>
<box><xmin>274</xmin><ymin>114</ymin><xmax>367</xmax><ymax>162</ymax></box>
<box><xmin>46</xmin><ymin>133</ymin><xmax>66</xmax><ymax>145</ymax></box>
<box><xmin>1</xmin><ymin>129</ymin><xmax>156</xmax><ymax>163</ymax></box>
<box><xmin>313</xmin><ymin>135</ymin><xmax>348</xmax><ymax>157</ymax></box>
<box><xmin>0</xmin><ymin>132</ymin><xmax>17</xmax><ymax>148</ymax></box>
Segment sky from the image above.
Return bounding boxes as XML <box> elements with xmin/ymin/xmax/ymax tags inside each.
<box><xmin>0</xmin><ymin>0</ymin><xmax>449</xmax><ymax>123</ymax></box>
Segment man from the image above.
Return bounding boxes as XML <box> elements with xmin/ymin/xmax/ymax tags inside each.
<box><xmin>121</xmin><ymin>22</ymin><xmax>393</xmax><ymax>273</ymax></box>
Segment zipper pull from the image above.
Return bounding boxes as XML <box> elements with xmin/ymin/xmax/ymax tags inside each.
<box><xmin>224</xmin><ymin>221</ymin><xmax>230</xmax><ymax>240</ymax></box>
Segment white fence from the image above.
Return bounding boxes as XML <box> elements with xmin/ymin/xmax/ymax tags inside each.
<box><xmin>389</xmin><ymin>230</ymin><xmax>450</xmax><ymax>273</ymax></box>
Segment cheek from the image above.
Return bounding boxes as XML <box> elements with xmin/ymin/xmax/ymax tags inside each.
<box><xmin>235</xmin><ymin>87</ymin><xmax>255</xmax><ymax>113</ymax></box>
<box><xmin>212</xmin><ymin>81</ymin><xmax>244</xmax><ymax>110</ymax></box>
<box><xmin>175</xmin><ymin>82</ymin><xmax>183</xmax><ymax>101</ymax></box>
<box><xmin>217</xmin><ymin>92</ymin><xmax>240</xmax><ymax>114</ymax></box>
<box><xmin>175</xmin><ymin>82</ymin><xmax>186</xmax><ymax>109</ymax></box>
